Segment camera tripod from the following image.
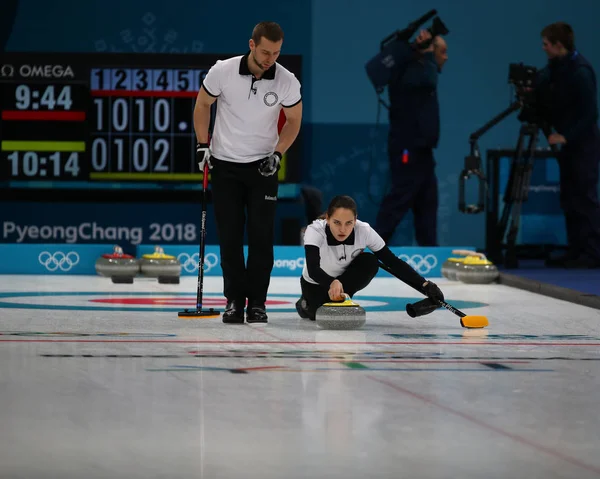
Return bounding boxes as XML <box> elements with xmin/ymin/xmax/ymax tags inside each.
<box><xmin>496</xmin><ymin>121</ymin><xmax>549</xmax><ymax>268</ymax></box>
<box><xmin>460</xmin><ymin>97</ymin><xmax>557</xmax><ymax>268</ymax></box>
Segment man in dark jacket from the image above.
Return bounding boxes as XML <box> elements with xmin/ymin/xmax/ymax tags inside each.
<box><xmin>537</xmin><ymin>22</ymin><xmax>600</xmax><ymax>268</ymax></box>
<box><xmin>374</xmin><ymin>29</ymin><xmax>448</xmax><ymax>246</ymax></box>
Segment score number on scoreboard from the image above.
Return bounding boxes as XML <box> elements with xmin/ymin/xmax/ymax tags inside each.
<box><xmin>89</xmin><ymin>67</ymin><xmax>206</xmax><ymax>181</ymax></box>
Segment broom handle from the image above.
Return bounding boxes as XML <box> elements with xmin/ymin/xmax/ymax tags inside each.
<box><xmin>377</xmin><ymin>260</ymin><xmax>467</xmax><ymax>318</ymax></box>
<box><xmin>195</xmin><ymin>162</ymin><xmax>210</xmax><ymax>309</ymax></box>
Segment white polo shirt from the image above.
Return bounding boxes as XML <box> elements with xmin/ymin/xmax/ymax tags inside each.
<box><xmin>202</xmin><ymin>52</ymin><xmax>302</xmax><ymax>163</ymax></box>
<box><xmin>301</xmin><ymin>219</ymin><xmax>386</xmax><ymax>284</ymax></box>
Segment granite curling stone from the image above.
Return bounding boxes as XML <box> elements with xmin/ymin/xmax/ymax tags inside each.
<box><xmin>441</xmin><ymin>249</ymin><xmax>484</xmax><ymax>281</ymax></box>
<box><xmin>441</xmin><ymin>257</ymin><xmax>464</xmax><ymax>281</ymax></box>
<box><xmin>139</xmin><ymin>246</ymin><xmax>181</xmax><ymax>284</ymax></box>
<box><xmin>455</xmin><ymin>255</ymin><xmax>499</xmax><ymax>284</ymax></box>
<box><xmin>95</xmin><ymin>245</ymin><xmax>139</xmax><ymax>284</ymax></box>
<box><xmin>315</xmin><ymin>295</ymin><xmax>366</xmax><ymax>330</ymax></box>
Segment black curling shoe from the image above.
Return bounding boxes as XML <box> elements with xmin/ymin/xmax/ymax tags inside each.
<box><xmin>295</xmin><ymin>296</ymin><xmax>311</xmax><ymax>319</ymax></box>
<box><xmin>222</xmin><ymin>299</ymin><xmax>245</xmax><ymax>324</ymax></box>
<box><xmin>246</xmin><ymin>301</ymin><xmax>268</xmax><ymax>324</ymax></box>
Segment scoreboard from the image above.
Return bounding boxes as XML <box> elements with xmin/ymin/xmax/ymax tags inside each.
<box><xmin>0</xmin><ymin>52</ymin><xmax>302</xmax><ymax>195</ymax></box>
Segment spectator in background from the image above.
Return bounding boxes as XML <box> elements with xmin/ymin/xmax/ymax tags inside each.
<box><xmin>538</xmin><ymin>22</ymin><xmax>600</xmax><ymax>268</ymax></box>
<box><xmin>374</xmin><ymin>29</ymin><xmax>448</xmax><ymax>246</ymax></box>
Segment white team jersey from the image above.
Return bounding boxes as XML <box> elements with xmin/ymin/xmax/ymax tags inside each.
<box><xmin>301</xmin><ymin>219</ymin><xmax>386</xmax><ymax>284</ymax></box>
<box><xmin>202</xmin><ymin>53</ymin><xmax>302</xmax><ymax>163</ymax></box>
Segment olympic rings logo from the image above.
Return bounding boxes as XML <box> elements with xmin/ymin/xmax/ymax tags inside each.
<box><xmin>177</xmin><ymin>252</ymin><xmax>219</xmax><ymax>273</ymax></box>
<box><xmin>38</xmin><ymin>251</ymin><xmax>80</xmax><ymax>272</ymax></box>
<box><xmin>398</xmin><ymin>254</ymin><xmax>438</xmax><ymax>275</ymax></box>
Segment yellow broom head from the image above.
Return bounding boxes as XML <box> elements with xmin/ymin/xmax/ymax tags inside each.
<box><xmin>178</xmin><ymin>309</ymin><xmax>220</xmax><ymax>319</ymax></box>
<box><xmin>460</xmin><ymin>315</ymin><xmax>489</xmax><ymax>329</ymax></box>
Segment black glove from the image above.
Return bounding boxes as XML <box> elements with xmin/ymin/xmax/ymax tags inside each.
<box><xmin>422</xmin><ymin>280</ymin><xmax>444</xmax><ymax>303</ymax></box>
<box><xmin>406</xmin><ymin>298</ymin><xmax>439</xmax><ymax>318</ymax></box>
<box><xmin>258</xmin><ymin>151</ymin><xmax>282</xmax><ymax>177</ymax></box>
<box><xmin>196</xmin><ymin>143</ymin><xmax>212</xmax><ymax>171</ymax></box>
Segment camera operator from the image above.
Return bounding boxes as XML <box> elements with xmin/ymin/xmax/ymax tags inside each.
<box><xmin>536</xmin><ymin>22</ymin><xmax>600</xmax><ymax>268</ymax></box>
<box><xmin>374</xmin><ymin>29</ymin><xmax>448</xmax><ymax>246</ymax></box>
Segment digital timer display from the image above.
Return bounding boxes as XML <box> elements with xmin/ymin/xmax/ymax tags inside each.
<box><xmin>0</xmin><ymin>52</ymin><xmax>302</xmax><ymax>191</ymax></box>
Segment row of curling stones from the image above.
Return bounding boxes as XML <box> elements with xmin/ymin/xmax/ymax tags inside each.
<box><xmin>441</xmin><ymin>249</ymin><xmax>499</xmax><ymax>284</ymax></box>
<box><xmin>95</xmin><ymin>245</ymin><xmax>181</xmax><ymax>284</ymax></box>
<box><xmin>315</xmin><ymin>294</ymin><xmax>366</xmax><ymax>330</ymax></box>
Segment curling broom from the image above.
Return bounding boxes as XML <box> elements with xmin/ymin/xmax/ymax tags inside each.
<box><xmin>178</xmin><ymin>162</ymin><xmax>220</xmax><ymax>319</ymax></box>
<box><xmin>378</xmin><ymin>261</ymin><xmax>488</xmax><ymax>329</ymax></box>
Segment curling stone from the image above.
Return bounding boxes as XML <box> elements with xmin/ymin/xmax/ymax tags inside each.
<box><xmin>315</xmin><ymin>295</ymin><xmax>366</xmax><ymax>330</ymax></box>
<box><xmin>442</xmin><ymin>249</ymin><xmax>487</xmax><ymax>280</ymax></box>
<box><xmin>441</xmin><ymin>257</ymin><xmax>464</xmax><ymax>281</ymax></box>
<box><xmin>455</xmin><ymin>255</ymin><xmax>499</xmax><ymax>284</ymax></box>
<box><xmin>95</xmin><ymin>245</ymin><xmax>139</xmax><ymax>284</ymax></box>
<box><xmin>139</xmin><ymin>246</ymin><xmax>181</xmax><ymax>284</ymax></box>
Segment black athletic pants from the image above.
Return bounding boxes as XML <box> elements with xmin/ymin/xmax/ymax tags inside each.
<box><xmin>374</xmin><ymin>148</ymin><xmax>438</xmax><ymax>246</ymax></box>
<box><xmin>559</xmin><ymin>139</ymin><xmax>600</xmax><ymax>261</ymax></box>
<box><xmin>300</xmin><ymin>253</ymin><xmax>380</xmax><ymax>320</ymax></box>
<box><xmin>210</xmin><ymin>157</ymin><xmax>279</xmax><ymax>305</ymax></box>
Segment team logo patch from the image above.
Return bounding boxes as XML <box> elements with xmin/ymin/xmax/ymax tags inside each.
<box><xmin>351</xmin><ymin>248</ymin><xmax>364</xmax><ymax>259</ymax></box>
<box><xmin>264</xmin><ymin>92</ymin><xmax>278</xmax><ymax>107</ymax></box>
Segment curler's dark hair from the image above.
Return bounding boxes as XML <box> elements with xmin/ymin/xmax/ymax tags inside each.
<box><xmin>317</xmin><ymin>195</ymin><xmax>358</xmax><ymax>219</ymax></box>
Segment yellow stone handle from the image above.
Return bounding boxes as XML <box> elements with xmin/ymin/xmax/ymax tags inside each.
<box><xmin>323</xmin><ymin>294</ymin><xmax>359</xmax><ymax>307</ymax></box>
<box><xmin>451</xmin><ymin>249</ymin><xmax>487</xmax><ymax>259</ymax></box>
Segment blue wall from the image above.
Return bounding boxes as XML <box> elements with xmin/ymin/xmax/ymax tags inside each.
<box><xmin>4</xmin><ymin>0</ymin><xmax>312</xmax><ymax>119</ymax></box>
<box><xmin>3</xmin><ymin>0</ymin><xmax>599</xmax><ymax>249</ymax></box>
<box><xmin>309</xmin><ymin>0</ymin><xmax>600</xmax><ymax>248</ymax></box>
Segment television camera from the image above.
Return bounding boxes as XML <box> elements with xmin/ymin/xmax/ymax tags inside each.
<box><xmin>365</xmin><ymin>9</ymin><xmax>450</xmax><ymax>94</ymax></box>
<box><xmin>508</xmin><ymin>62</ymin><xmax>538</xmax><ymax>88</ymax></box>
<box><xmin>459</xmin><ymin>62</ymin><xmax>557</xmax><ymax>267</ymax></box>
